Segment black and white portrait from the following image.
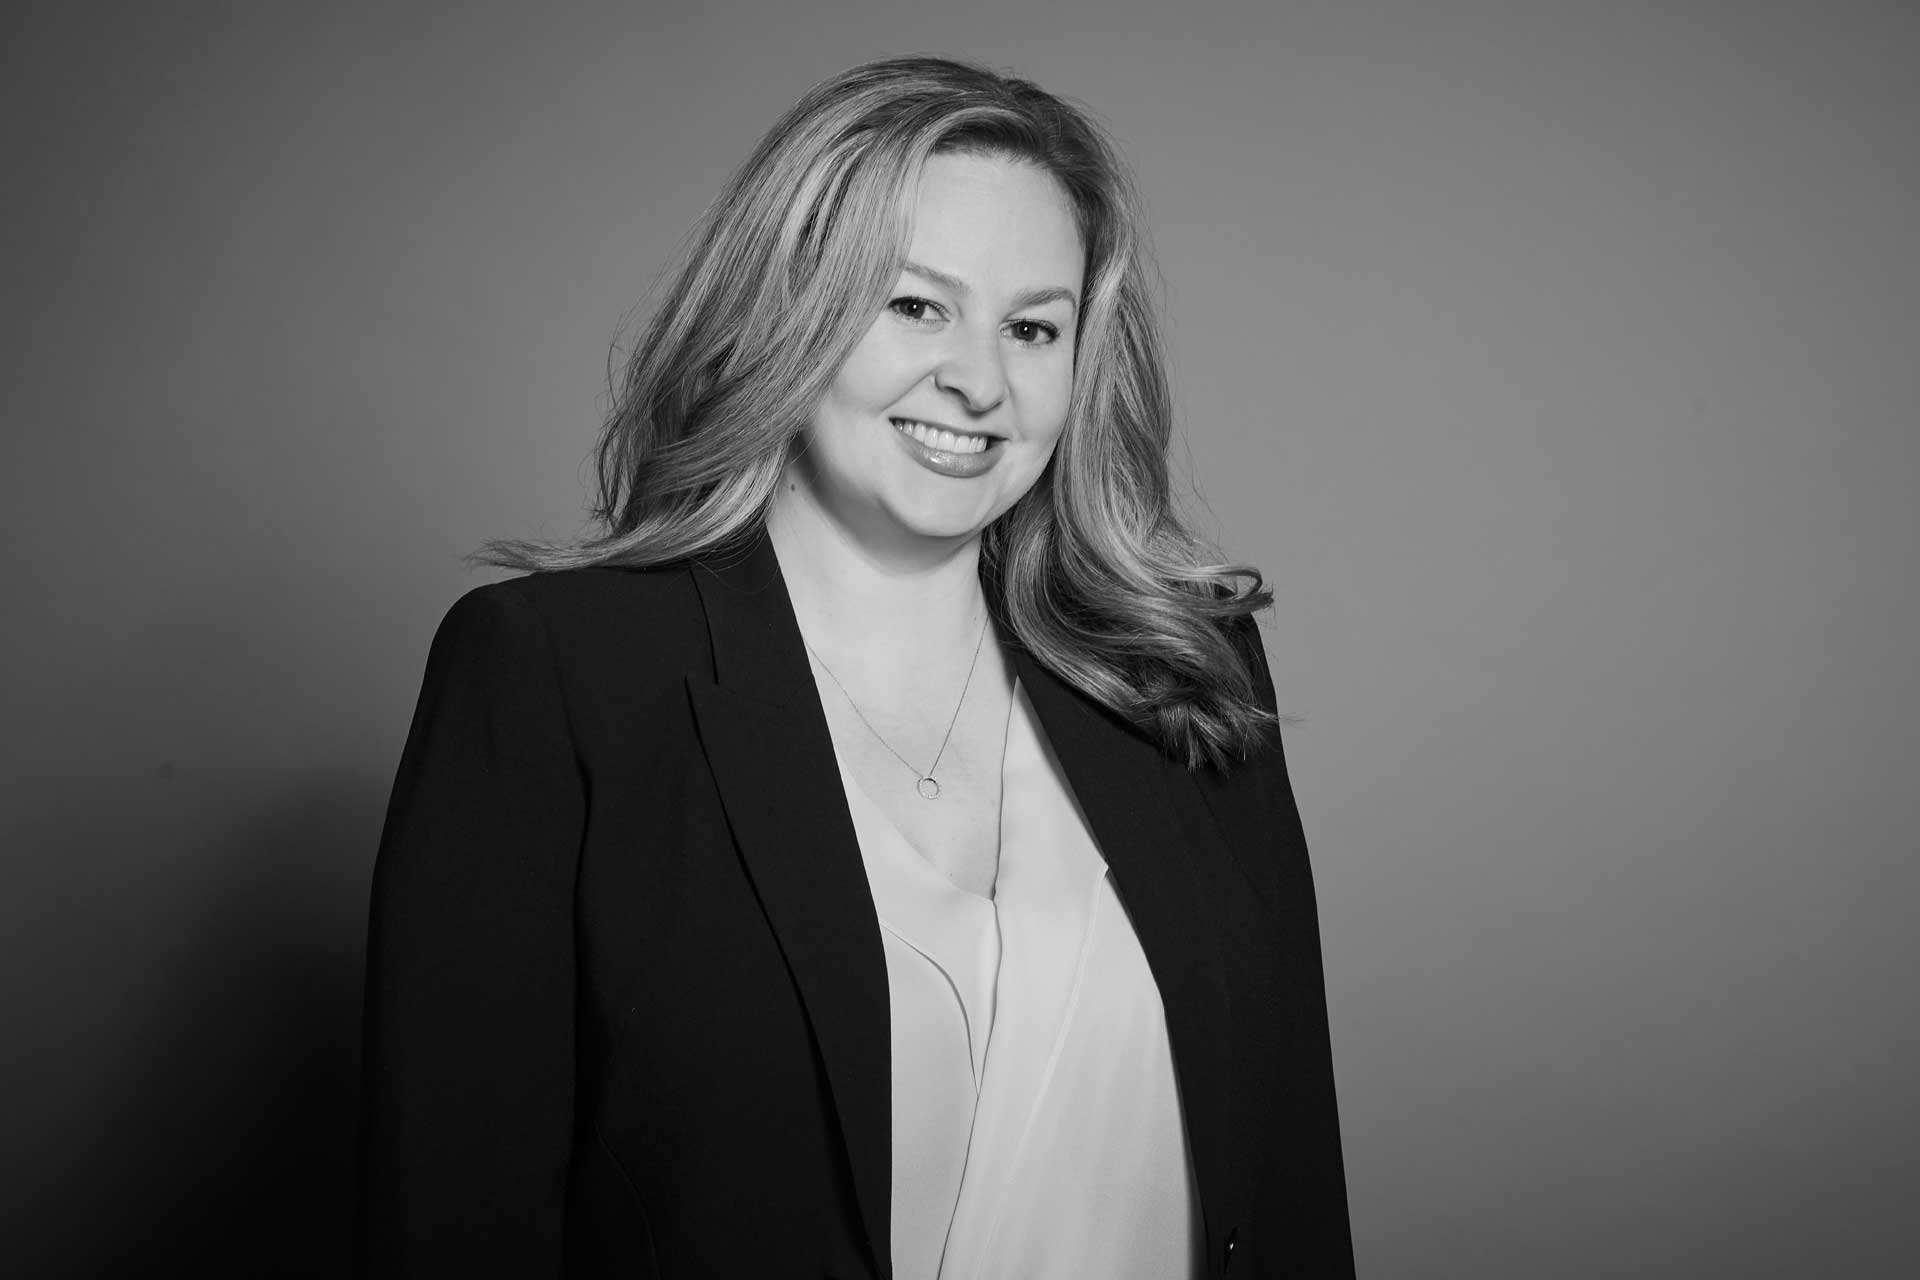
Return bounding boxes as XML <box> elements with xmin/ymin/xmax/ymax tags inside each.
<box><xmin>4</xmin><ymin>4</ymin><xmax>1914</xmax><ymax>1278</ymax></box>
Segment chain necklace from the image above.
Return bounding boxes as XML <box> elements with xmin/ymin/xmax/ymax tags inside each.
<box><xmin>804</xmin><ymin>612</ymin><xmax>990</xmax><ymax>800</ymax></box>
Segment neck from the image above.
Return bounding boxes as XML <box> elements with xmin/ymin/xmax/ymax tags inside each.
<box><xmin>766</xmin><ymin>473</ymin><xmax>990</xmax><ymax>686</ymax></box>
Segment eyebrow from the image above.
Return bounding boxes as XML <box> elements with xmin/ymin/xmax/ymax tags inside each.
<box><xmin>902</xmin><ymin>260</ymin><xmax>1079</xmax><ymax>315</ymax></box>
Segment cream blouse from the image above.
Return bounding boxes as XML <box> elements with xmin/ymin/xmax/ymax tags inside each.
<box><xmin>831</xmin><ymin>679</ymin><xmax>1203</xmax><ymax>1280</ymax></box>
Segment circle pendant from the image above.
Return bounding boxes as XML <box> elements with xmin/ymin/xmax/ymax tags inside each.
<box><xmin>916</xmin><ymin>776</ymin><xmax>941</xmax><ymax>800</ymax></box>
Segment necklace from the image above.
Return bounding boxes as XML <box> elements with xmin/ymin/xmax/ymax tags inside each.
<box><xmin>804</xmin><ymin>612</ymin><xmax>990</xmax><ymax>800</ymax></box>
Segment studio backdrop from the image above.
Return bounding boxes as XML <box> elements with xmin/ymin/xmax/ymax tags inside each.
<box><xmin>4</xmin><ymin>2</ymin><xmax>1916</xmax><ymax>1275</ymax></box>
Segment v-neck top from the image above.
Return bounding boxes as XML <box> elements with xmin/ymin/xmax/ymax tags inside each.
<box><xmin>832</xmin><ymin>679</ymin><xmax>1203</xmax><ymax>1280</ymax></box>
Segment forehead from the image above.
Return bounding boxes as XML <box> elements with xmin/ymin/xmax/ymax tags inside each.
<box><xmin>904</xmin><ymin>151</ymin><xmax>1084</xmax><ymax>294</ymax></box>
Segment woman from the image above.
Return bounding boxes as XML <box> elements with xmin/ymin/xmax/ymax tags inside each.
<box><xmin>357</xmin><ymin>55</ymin><xmax>1352</xmax><ymax>1279</ymax></box>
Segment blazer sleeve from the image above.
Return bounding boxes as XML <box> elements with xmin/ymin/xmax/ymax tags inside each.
<box><xmin>1232</xmin><ymin>612</ymin><xmax>1358</xmax><ymax>1274</ymax></box>
<box><xmin>356</xmin><ymin>584</ymin><xmax>585</xmax><ymax>1277</ymax></box>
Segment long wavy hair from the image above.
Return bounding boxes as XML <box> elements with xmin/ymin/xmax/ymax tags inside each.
<box><xmin>483</xmin><ymin>55</ymin><xmax>1277</xmax><ymax>769</ymax></box>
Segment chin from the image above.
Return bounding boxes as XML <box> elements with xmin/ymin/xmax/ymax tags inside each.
<box><xmin>885</xmin><ymin>506</ymin><xmax>995</xmax><ymax>546</ymax></box>
<box><xmin>863</xmin><ymin>472</ymin><xmax>1006</xmax><ymax>544</ymax></box>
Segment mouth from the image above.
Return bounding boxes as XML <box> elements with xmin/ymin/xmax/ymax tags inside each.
<box><xmin>890</xmin><ymin>418</ymin><xmax>1002</xmax><ymax>456</ymax></box>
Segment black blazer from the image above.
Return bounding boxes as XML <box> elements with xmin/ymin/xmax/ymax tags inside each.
<box><xmin>356</xmin><ymin>532</ymin><xmax>1353</xmax><ymax>1279</ymax></box>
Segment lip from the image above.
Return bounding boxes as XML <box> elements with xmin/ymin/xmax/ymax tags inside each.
<box><xmin>889</xmin><ymin>418</ymin><xmax>1004</xmax><ymax>479</ymax></box>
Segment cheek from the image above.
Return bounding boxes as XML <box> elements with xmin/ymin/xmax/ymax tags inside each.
<box><xmin>820</xmin><ymin>362</ymin><xmax>879</xmax><ymax>420</ymax></box>
<box><xmin>823</xmin><ymin>329</ymin><xmax>927</xmax><ymax>418</ymax></box>
<box><xmin>1024</xmin><ymin>358</ymin><xmax>1076</xmax><ymax>443</ymax></box>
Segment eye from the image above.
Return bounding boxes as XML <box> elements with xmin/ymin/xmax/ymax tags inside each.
<box><xmin>888</xmin><ymin>296</ymin><xmax>946</xmax><ymax>324</ymax></box>
<box><xmin>1006</xmin><ymin>319</ymin><xmax>1061</xmax><ymax>347</ymax></box>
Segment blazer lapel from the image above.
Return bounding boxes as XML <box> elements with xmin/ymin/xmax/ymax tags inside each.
<box><xmin>684</xmin><ymin>533</ymin><xmax>894</xmax><ymax>1279</ymax></box>
<box><xmin>1011</xmin><ymin>644</ymin><xmax>1241</xmax><ymax>1261</ymax></box>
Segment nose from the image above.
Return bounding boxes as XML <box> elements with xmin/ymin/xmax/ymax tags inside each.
<box><xmin>932</xmin><ymin>327</ymin><xmax>1007</xmax><ymax>415</ymax></box>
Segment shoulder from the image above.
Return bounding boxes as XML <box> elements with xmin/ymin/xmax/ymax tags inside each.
<box><xmin>431</xmin><ymin>563</ymin><xmax>710</xmax><ymax>686</ymax></box>
<box><xmin>1226</xmin><ymin>610</ymin><xmax>1280</xmax><ymax>719</ymax></box>
<box><xmin>1198</xmin><ymin>610</ymin><xmax>1291</xmax><ymax>798</ymax></box>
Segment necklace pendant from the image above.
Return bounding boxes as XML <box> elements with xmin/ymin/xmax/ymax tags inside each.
<box><xmin>916</xmin><ymin>776</ymin><xmax>941</xmax><ymax>800</ymax></box>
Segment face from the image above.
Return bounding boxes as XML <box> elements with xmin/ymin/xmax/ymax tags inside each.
<box><xmin>794</xmin><ymin>150</ymin><xmax>1085</xmax><ymax>551</ymax></box>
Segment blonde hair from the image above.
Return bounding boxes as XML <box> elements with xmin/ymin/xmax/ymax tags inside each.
<box><xmin>484</xmin><ymin>54</ymin><xmax>1276</xmax><ymax>769</ymax></box>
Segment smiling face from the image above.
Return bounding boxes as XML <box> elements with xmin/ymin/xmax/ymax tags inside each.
<box><xmin>791</xmin><ymin>150</ymin><xmax>1085</xmax><ymax>552</ymax></box>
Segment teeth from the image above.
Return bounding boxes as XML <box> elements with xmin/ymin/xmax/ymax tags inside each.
<box><xmin>893</xmin><ymin>419</ymin><xmax>992</xmax><ymax>455</ymax></box>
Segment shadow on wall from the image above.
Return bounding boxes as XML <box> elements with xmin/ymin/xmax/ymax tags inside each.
<box><xmin>22</xmin><ymin>780</ymin><xmax>382</xmax><ymax>1279</ymax></box>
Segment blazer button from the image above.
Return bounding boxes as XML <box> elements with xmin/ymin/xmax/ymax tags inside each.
<box><xmin>1222</xmin><ymin>1225</ymin><xmax>1239</xmax><ymax>1273</ymax></box>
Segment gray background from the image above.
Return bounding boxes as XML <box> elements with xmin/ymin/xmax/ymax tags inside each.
<box><xmin>5</xmin><ymin>2</ymin><xmax>1915</xmax><ymax>1275</ymax></box>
